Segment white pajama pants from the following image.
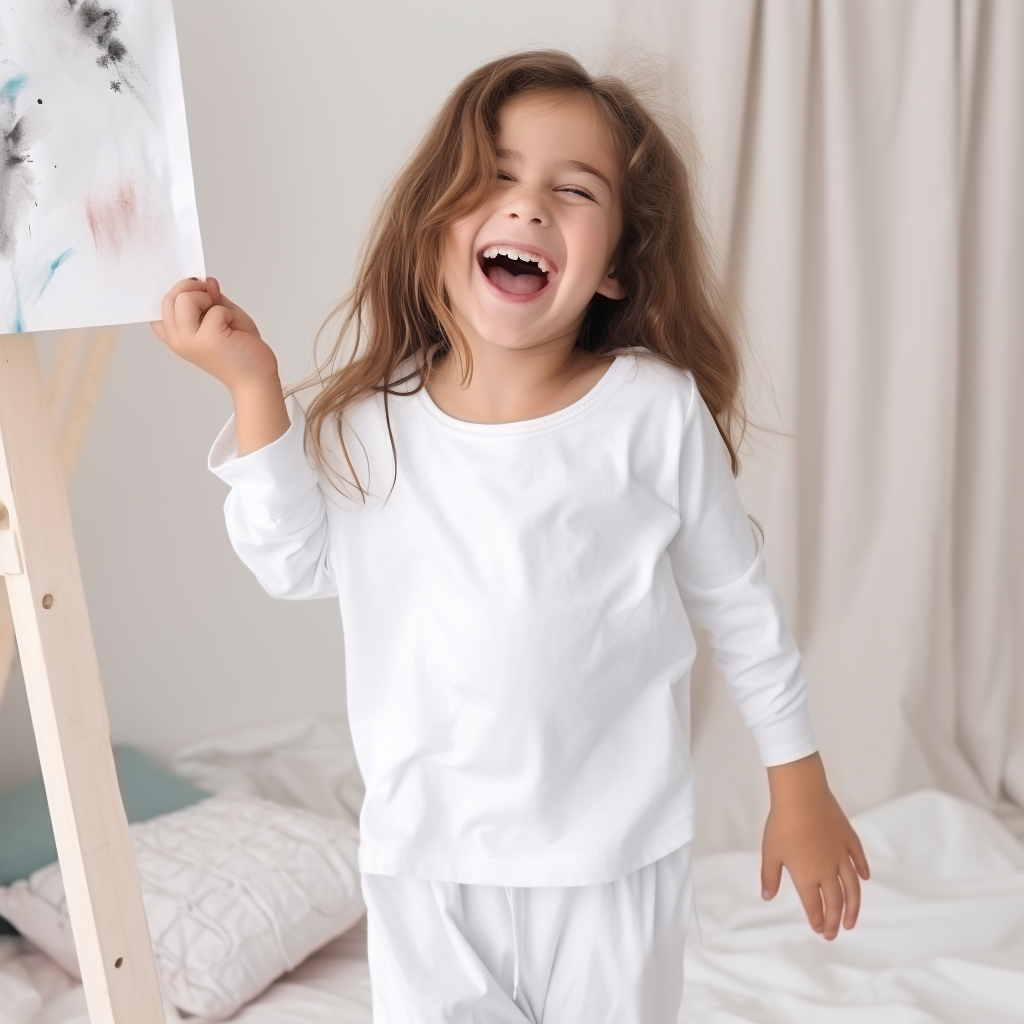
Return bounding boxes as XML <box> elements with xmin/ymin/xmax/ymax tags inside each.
<box><xmin>361</xmin><ymin>842</ymin><xmax>693</xmax><ymax>1024</ymax></box>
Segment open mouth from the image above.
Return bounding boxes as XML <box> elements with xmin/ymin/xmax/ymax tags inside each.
<box><xmin>478</xmin><ymin>245</ymin><xmax>553</xmax><ymax>297</ymax></box>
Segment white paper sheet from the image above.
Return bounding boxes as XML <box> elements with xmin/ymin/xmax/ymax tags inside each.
<box><xmin>0</xmin><ymin>0</ymin><xmax>204</xmax><ymax>333</ymax></box>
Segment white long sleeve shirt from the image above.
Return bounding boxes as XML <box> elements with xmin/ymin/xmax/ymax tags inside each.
<box><xmin>209</xmin><ymin>350</ymin><xmax>817</xmax><ymax>886</ymax></box>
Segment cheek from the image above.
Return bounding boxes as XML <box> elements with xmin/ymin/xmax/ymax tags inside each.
<box><xmin>568</xmin><ymin>216</ymin><xmax>618</xmax><ymax>281</ymax></box>
<box><xmin>441</xmin><ymin>229</ymin><xmax>472</xmax><ymax>292</ymax></box>
<box><xmin>445</xmin><ymin>217</ymin><xmax>486</xmax><ymax>280</ymax></box>
<box><xmin>449</xmin><ymin>216</ymin><xmax>473</xmax><ymax>251</ymax></box>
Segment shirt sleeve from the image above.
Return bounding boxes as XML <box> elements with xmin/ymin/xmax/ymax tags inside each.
<box><xmin>668</xmin><ymin>375</ymin><xmax>818</xmax><ymax>767</ymax></box>
<box><xmin>208</xmin><ymin>394</ymin><xmax>337</xmax><ymax>600</ymax></box>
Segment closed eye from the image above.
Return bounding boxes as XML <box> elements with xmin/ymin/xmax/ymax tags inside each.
<box><xmin>495</xmin><ymin>173</ymin><xmax>596</xmax><ymax>201</ymax></box>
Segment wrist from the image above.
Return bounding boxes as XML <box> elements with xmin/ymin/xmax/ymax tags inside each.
<box><xmin>228</xmin><ymin>372</ymin><xmax>284</xmax><ymax>403</ymax></box>
<box><xmin>229</xmin><ymin>375</ymin><xmax>291</xmax><ymax>457</ymax></box>
<box><xmin>766</xmin><ymin>751</ymin><xmax>829</xmax><ymax>805</ymax></box>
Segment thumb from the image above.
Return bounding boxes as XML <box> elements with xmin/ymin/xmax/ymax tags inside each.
<box><xmin>761</xmin><ymin>848</ymin><xmax>783</xmax><ymax>901</ymax></box>
<box><xmin>196</xmin><ymin>301</ymin><xmax>235</xmax><ymax>340</ymax></box>
<box><xmin>217</xmin><ymin>301</ymin><xmax>258</xmax><ymax>337</ymax></box>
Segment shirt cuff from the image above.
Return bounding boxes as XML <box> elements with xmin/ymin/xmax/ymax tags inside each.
<box><xmin>208</xmin><ymin>394</ymin><xmax>320</xmax><ymax>517</ymax></box>
<box><xmin>749</xmin><ymin>694</ymin><xmax>819</xmax><ymax>767</ymax></box>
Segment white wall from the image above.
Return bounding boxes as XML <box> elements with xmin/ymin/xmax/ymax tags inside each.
<box><xmin>0</xmin><ymin>0</ymin><xmax>614</xmax><ymax>789</ymax></box>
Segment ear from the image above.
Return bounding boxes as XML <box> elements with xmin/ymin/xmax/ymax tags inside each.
<box><xmin>596</xmin><ymin>262</ymin><xmax>627</xmax><ymax>301</ymax></box>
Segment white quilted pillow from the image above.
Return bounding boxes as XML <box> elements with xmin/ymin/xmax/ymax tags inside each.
<box><xmin>0</xmin><ymin>792</ymin><xmax>364</xmax><ymax>1020</ymax></box>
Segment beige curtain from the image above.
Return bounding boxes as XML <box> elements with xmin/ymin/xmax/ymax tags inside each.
<box><xmin>614</xmin><ymin>0</ymin><xmax>1024</xmax><ymax>853</ymax></box>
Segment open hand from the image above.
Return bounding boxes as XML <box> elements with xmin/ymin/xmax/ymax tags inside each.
<box><xmin>151</xmin><ymin>277</ymin><xmax>279</xmax><ymax>392</ymax></box>
<box><xmin>761</xmin><ymin>752</ymin><xmax>870</xmax><ymax>940</ymax></box>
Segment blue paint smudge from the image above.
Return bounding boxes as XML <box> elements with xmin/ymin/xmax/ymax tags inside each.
<box><xmin>12</xmin><ymin>283</ymin><xmax>24</xmax><ymax>333</ymax></box>
<box><xmin>1</xmin><ymin>74</ymin><xmax>28</xmax><ymax>102</ymax></box>
<box><xmin>38</xmin><ymin>248</ymin><xmax>74</xmax><ymax>298</ymax></box>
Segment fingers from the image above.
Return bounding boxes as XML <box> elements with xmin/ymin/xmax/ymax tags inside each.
<box><xmin>206</xmin><ymin>275</ymin><xmax>221</xmax><ymax>305</ymax></box>
<box><xmin>796</xmin><ymin>865</ymin><xmax>860</xmax><ymax>939</ymax></box>
<box><xmin>206</xmin><ymin>284</ymin><xmax>246</xmax><ymax>317</ymax></box>
<box><xmin>206</xmin><ymin>285</ymin><xmax>257</xmax><ymax>335</ymax></box>
<box><xmin>821</xmin><ymin>876</ymin><xmax>844</xmax><ymax>940</ymax></box>
<box><xmin>849</xmin><ymin>832</ymin><xmax>871</xmax><ymax>880</ymax></box>
<box><xmin>795</xmin><ymin>880</ymin><xmax>825</xmax><ymax>936</ymax></box>
<box><xmin>173</xmin><ymin>289</ymin><xmax>215</xmax><ymax>344</ymax></box>
<box><xmin>839</xmin><ymin>858</ymin><xmax>862</xmax><ymax>930</ymax></box>
<box><xmin>150</xmin><ymin>319</ymin><xmax>167</xmax><ymax>343</ymax></box>
<box><xmin>159</xmin><ymin>278</ymin><xmax>209</xmax><ymax>351</ymax></box>
<box><xmin>760</xmin><ymin>847</ymin><xmax>783</xmax><ymax>901</ymax></box>
<box><xmin>794</xmin><ymin>870</ymin><xmax>858</xmax><ymax>939</ymax></box>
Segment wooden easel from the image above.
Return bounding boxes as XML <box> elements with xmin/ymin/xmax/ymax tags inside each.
<box><xmin>0</xmin><ymin>331</ymin><xmax>165</xmax><ymax>1023</ymax></box>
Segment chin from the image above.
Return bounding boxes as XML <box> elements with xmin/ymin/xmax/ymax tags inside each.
<box><xmin>467</xmin><ymin>321</ymin><xmax>544</xmax><ymax>352</ymax></box>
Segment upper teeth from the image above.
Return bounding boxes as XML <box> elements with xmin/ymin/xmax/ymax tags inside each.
<box><xmin>482</xmin><ymin>246</ymin><xmax>552</xmax><ymax>274</ymax></box>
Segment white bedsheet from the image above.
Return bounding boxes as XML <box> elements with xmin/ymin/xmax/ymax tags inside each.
<box><xmin>2</xmin><ymin>718</ymin><xmax>1023</xmax><ymax>1023</ymax></box>
<box><xmin>684</xmin><ymin>790</ymin><xmax>1024</xmax><ymax>1023</ymax></box>
<box><xmin>0</xmin><ymin>918</ymin><xmax>371</xmax><ymax>1024</ymax></box>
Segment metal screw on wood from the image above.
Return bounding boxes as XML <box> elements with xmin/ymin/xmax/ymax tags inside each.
<box><xmin>42</xmin><ymin>594</ymin><xmax>54</xmax><ymax>609</ymax></box>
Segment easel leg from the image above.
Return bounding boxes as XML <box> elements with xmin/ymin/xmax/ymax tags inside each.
<box><xmin>0</xmin><ymin>581</ymin><xmax>14</xmax><ymax>709</ymax></box>
<box><xmin>0</xmin><ymin>334</ymin><xmax>164</xmax><ymax>1024</ymax></box>
<box><xmin>0</xmin><ymin>326</ymin><xmax>120</xmax><ymax>715</ymax></box>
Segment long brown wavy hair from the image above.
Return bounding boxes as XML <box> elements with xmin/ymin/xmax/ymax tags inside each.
<box><xmin>297</xmin><ymin>50</ymin><xmax>744</xmax><ymax>496</ymax></box>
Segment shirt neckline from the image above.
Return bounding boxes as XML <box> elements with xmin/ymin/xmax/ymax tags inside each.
<box><xmin>415</xmin><ymin>352</ymin><xmax>632</xmax><ymax>436</ymax></box>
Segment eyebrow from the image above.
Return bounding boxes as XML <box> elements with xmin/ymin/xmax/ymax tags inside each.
<box><xmin>495</xmin><ymin>149</ymin><xmax>613</xmax><ymax>191</ymax></box>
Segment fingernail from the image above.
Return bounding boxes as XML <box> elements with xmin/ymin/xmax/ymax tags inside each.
<box><xmin>761</xmin><ymin>889</ymin><xmax>770</xmax><ymax>900</ymax></box>
<box><xmin>189</xmin><ymin>277</ymin><xmax>199</xmax><ymax>281</ymax></box>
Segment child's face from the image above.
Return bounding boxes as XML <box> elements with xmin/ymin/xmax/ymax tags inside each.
<box><xmin>443</xmin><ymin>89</ymin><xmax>626</xmax><ymax>353</ymax></box>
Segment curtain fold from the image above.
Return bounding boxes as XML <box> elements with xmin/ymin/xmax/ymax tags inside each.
<box><xmin>615</xmin><ymin>0</ymin><xmax>1024</xmax><ymax>852</ymax></box>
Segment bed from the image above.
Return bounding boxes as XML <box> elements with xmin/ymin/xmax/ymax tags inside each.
<box><xmin>2</xmin><ymin>717</ymin><xmax>1023</xmax><ymax>1023</ymax></box>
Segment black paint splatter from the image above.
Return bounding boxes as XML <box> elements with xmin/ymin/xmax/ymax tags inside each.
<box><xmin>101</xmin><ymin>38</ymin><xmax>129</xmax><ymax>67</ymax></box>
<box><xmin>0</xmin><ymin>75</ymin><xmax>41</xmax><ymax>262</ymax></box>
<box><xmin>69</xmin><ymin>2</ymin><xmax>128</xmax><ymax>69</ymax></box>
<box><xmin>1</xmin><ymin>73</ymin><xmax>51</xmax><ymax>329</ymax></box>
<box><xmin>64</xmin><ymin>0</ymin><xmax>150</xmax><ymax>113</ymax></box>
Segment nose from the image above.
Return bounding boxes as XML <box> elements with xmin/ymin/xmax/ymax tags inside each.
<box><xmin>500</xmin><ymin>186</ymin><xmax>550</xmax><ymax>227</ymax></box>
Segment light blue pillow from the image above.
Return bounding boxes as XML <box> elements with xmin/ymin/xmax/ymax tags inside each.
<box><xmin>113</xmin><ymin>746</ymin><xmax>210</xmax><ymax>826</ymax></box>
<box><xmin>0</xmin><ymin>745</ymin><xmax>209</xmax><ymax>890</ymax></box>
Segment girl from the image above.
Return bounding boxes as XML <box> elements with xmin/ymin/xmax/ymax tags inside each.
<box><xmin>153</xmin><ymin>51</ymin><xmax>869</xmax><ymax>1023</ymax></box>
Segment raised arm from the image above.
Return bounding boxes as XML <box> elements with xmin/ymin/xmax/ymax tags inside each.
<box><xmin>153</xmin><ymin>278</ymin><xmax>336</xmax><ymax>601</ymax></box>
<box><xmin>151</xmin><ymin>277</ymin><xmax>290</xmax><ymax>455</ymax></box>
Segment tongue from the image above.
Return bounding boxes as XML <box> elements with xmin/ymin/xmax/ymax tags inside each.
<box><xmin>487</xmin><ymin>265</ymin><xmax>546</xmax><ymax>295</ymax></box>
